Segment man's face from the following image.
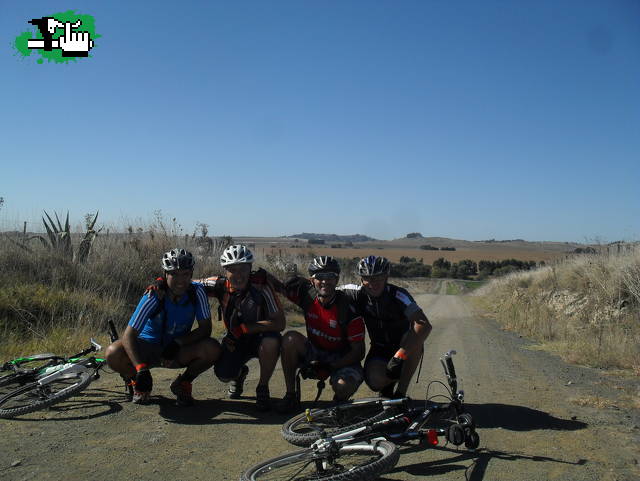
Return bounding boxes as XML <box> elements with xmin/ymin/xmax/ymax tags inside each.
<box><xmin>361</xmin><ymin>273</ymin><xmax>388</xmax><ymax>297</ymax></box>
<box><xmin>225</xmin><ymin>263</ymin><xmax>251</xmax><ymax>290</ymax></box>
<box><xmin>165</xmin><ymin>268</ymin><xmax>193</xmax><ymax>296</ymax></box>
<box><xmin>311</xmin><ymin>272</ymin><xmax>339</xmax><ymax>298</ymax></box>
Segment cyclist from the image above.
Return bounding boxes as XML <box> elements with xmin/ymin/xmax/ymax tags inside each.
<box><xmin>198</xmin><ymin>245</ymin><xmax>284</xmax><ymax>412</ymax></box>
<box><xmin>339</xmin><ymin>255</ymin><xmax>432</xmax><ymax>398</ymax></box>
<box><xmin>105</xmin><ymin>248</ymin><xmax>220</xmax><ymax>406</ymax></box>
<box><xmin>274</xmin><ymin>256</ymin><xmax>366</xmax><ymax>413</ymax></box>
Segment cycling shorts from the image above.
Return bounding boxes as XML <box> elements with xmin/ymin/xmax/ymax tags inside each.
<box><xmin>214</xmin><ymin>332</ymin><xmax>281</xmax><ymax>381</ymax></box>
<box><xmin>304</xmin><ymin>341</ymin><xmax>364</xmax><ymax>387</ymax></box>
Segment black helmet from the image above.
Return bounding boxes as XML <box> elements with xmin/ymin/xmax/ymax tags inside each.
<box><xmin>161</xmin><ymin>248</ymin><xmax>195</xmax><ymax>272</ymax></box>
<box><xmin>308</xmin><ymin>256</ymin><xmax>340</xmax><ymax>276</ymax></box>
<box><xmin>357</xmin><ymin>255</ymin><xmax>390</xmax><ymax>276</ymax></box>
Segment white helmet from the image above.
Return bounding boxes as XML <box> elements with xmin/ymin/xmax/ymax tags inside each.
<box><xmin>161</xmin><ymin>248</ymin><xmax>195</xmax><ymax>272</ymax></box>
<box><xmin>220</xmin><ymin>244</ymin><xmax>254</xmax><ymax>267</ymax></box>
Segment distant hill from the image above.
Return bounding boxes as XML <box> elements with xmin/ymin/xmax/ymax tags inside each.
<box><xmin>288</xmin><ymin>233</ymin><xmax>377</xmax><ymax>242</ymax></box>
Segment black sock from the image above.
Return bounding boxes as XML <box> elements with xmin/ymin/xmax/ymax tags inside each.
<box><xmin>181</xmin><ymin>371</ymin><xmax>196</xmax><ymax>383</ymax></box>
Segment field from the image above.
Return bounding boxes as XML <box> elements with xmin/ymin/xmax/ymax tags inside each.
<box><xmin>255</xmin><ymin>245</ymin><xmax>570</xmax><ymax>265</ymax></box>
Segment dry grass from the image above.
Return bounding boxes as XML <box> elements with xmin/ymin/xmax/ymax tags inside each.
<box><xmin>477</xmin><ymin>249</ymin><xmax>640</xmax><ymax>371</ymax></box>
<box><xmin>0</xmin><ymin>227</ymin><xmax>315</xmax><ymax>359</ymax></box>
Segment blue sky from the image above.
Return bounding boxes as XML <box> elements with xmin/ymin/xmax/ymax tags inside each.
<box><xmin>1</xmin><ymin>1</ymin><xmax>638</xmax><ymax>242</ymax></box>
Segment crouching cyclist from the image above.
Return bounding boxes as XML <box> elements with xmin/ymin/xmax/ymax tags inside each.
<box><xmin>339</xmin><ymin>255</ymin><xmax>432</xmax><ymax>398</ymax></box>
<box><xmin>198</xmin><ymin>245</ymin><xmax>285</xmax><ymax>412</ymax></box>
<box><xmin>273</xmin><ymin>256</ymin><xmax>366</xmax><ymax>413</ymax></box>
<box><xmin>105</xmin><ymin>248</ymin><xmax>221</xmax><ymax>406</ymax></box>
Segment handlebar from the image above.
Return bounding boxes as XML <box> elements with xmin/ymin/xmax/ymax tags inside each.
<box><xmin>440</xmin><ymin>350</ymin><xmax>458</xmax><ymax>394</ymax></box>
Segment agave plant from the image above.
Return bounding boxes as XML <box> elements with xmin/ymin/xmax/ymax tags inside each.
<box><xmin>24</xmin><ymin>210</ymin><xmax>100</xmax><ymax>263</ymax></box>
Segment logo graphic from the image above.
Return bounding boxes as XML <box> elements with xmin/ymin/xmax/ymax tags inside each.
<box><xmin>14</xmin><ymin>10</ymin><xmax>99</xmax><ymax>64</ymax></box>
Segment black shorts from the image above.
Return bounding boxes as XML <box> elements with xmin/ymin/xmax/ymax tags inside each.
<box><xmin>214</xmin><ymin>332</ymin><xmax>281</xmax><ymax>381</ymax></box>
<box><xmin>136</xmin><ymin>339</ymin><xmax>183</xmax><ymax>369</ymax></box>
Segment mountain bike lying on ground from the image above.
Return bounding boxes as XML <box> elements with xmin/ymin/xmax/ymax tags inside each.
<box><xmin>0</xmin><ymin>322</ymin><xmax>121</xmax><ymax>419</ymax></box>
<box><xmin>241</xmin><ymin>350</ymin><xmax>479</xmax><ymax>481</ymax></box>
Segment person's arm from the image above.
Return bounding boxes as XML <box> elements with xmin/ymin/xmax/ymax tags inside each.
<box><xmin>330</xmin><ymin>339</ymin><xmax>365</xmax><ymax>370</ymax></box>
<box><xmin>194</xmin><ymin>275</ymin><xmax>223</xmax><ymax>297</ymax></box>
<box><xmin>230</xmin><ymin>285</ymin><xmax>286</xmax><ymax>336</ymax></box>
<box><xmin>400</xmin><ymin>310</ymin><xmax>432</xmax><ymax>357</ymax></box>
<box><xmin>121</xmin><ymin>325</ymin><xmax>146</xmax><ymax>368</ymax></box>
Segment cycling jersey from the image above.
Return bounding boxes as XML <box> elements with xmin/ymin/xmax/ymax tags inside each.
<box><xmin>285</xmin><ymin>279</ymin><xmax>365</xmax><ymax>352</ymax></box>
<box><xmin>128</xmin><ymin>282</ymin><xmax>210</xmax><ymax>345</ymax></box>
<box><xmin>338</xmin><ymin>283</ymin><xmax>422</xmax><ymax>348</ymax></box>
<box><xmin>199</xmin><ymin>276</ymin><xmax>281</xmax><ymax>332</ymax></box>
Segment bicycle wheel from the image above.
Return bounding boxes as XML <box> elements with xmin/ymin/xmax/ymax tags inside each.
<box><xmin>241</xmin><ymin>440</ymin><xmax>399</xmax><ymax>481</ymax></box>
<box><xmin>282</xmin><ymin>398</ymin><xmax>394</xmax><ymax>447</ymax></box>
<box><xmin>0</xmin><ymin>370</ymin><xmax>93</xmax><ymax>418</ymax></box>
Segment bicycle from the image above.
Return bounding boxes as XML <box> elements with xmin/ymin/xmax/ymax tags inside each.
<box><xmin>241</xmin><ymin>350</ymin><xmax>479</xmax><ymax>481</ymax></box>
<box><xmin>0</xmin><ymin>322</ymin><xmax>122</xmax><ymax>418</ymax></box>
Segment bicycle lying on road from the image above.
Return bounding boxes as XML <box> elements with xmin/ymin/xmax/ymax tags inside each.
<box><xmin>0</xmin><ymin>322</ymin><xmax>121</xmax><ymax>419</ymax></box>
<box><xmin>241</xmin><ymin>350</ymin><xmax>479</xmax><ymax>481</ymax></box>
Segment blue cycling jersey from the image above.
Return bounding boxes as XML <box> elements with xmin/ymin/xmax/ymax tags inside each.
<box><xmin>128</xmin><ymin>283</ymin><xmax>210</xmax><ymax>345</ymax></box>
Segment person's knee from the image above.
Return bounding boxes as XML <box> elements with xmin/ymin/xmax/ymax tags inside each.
<box><xmin>365</xmin><ymin>364</ymin><xmax>389</xmax><ymax>391</ymax></box>
<box><xmin>332</xmin><ymin>378</ymin><xmax>358</xmax><ymax>401</ymax></box>
<box><xmin>281</xmin><ymin>331</ymin><xmax>303</xmax><ymax>353</ymax></box>
<box><xmin>260</xmin><ymin>336</ymin><xmax>280</xmax><ymax>355</ymax></box>
<box><xmin>214</xmin><ymin>362</ymin><xmax>241</xmax><ymax>382</ymax></box>
<box><xmin>198</xmin><ymin>338</ymin><xmax>221</xmax><ymax>363</ymax></box>
<box><xmin>105</xmin><ymin>341</ymin><xmax>126</xmax><ymax>370</ymax></box>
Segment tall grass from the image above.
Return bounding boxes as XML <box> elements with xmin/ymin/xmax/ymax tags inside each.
<box><xmin>0</xmin><ymin>224</ymin><xmax>349</xmax><ymax>358</ymax></box>
<box><xmin>476</xmin><ymin>248</ymin><xmax>640</xmax><ymax>371</ymax></box>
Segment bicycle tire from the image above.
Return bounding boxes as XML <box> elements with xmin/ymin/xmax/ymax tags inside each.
<box><xmin>241</xmin><ymin>440</ymin><xmax>399</xmax><ymax>481</ymax></box>
<box><xmin>282</xmin><ymin>397</ymin><xmax>394</xmax><ymax>447</ymax></box>
<box><xmin>0</xmin><ymin>370</ymin><xmax>93</xmax><ymax>418</ymax></box>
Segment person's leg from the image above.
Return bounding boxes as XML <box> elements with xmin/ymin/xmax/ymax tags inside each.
<box><xmin>257</xmin><ymin>334</ymin><xmax>281</xmax><ymax>386</ymax></box>
<box><xmin>170</xmin><ymin>338</ymin><xmax>221</xmax><ymax>406</ymax></box>
<box><xmin>106</xmin><ymin>339</ymin><xmax>162</xmax><ymax>404</ymax></box>
<box><xmin>175</xmin><ymin>338</ymin><xmax>221</xmax><ymax>381</ymax></box>
<box><xmin>214</xmin><ymin>340</ymin><xmax>250</xmax><ymax>398</ymax></box>
<box><xmin>363</xmin><ymin>345</ymin><xmax>396</xmax><ymax>396</ymax></box>
<box><xmin>279</xmin><ymin>331</ymin><xmax>306</xmax><ymax>394</ymax></box>
<box><xmin>105</xmin><ymin>340</ymin><xmax>136</xmax><ymax>380</ymax></box>
<box><xmin>276</xmin><ymin>331</ymin><xmax>307</xmax><ymax>413</ymax></box>
<box><xmin>330</xmin><ymin>366</ymin><xmax>364</xmax><ymax>402</ymax></box>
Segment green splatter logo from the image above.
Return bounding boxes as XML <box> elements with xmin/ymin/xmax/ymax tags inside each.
<box><xmin>14</xmin><ymin>10</ymin><xmax>99</xmax><ymax>64</ymax></box>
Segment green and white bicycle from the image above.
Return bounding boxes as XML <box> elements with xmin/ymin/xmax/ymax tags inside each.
<box><xmin>0</xmin><ymin>322</ymin><xmax>120</xmax><ymax>418</ymax></box>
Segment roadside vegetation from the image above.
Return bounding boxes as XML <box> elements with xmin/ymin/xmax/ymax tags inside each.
<box><xmin>475</xmin><ymin>249</ymin><xmax>640</xmax><ymax>371</ymax></box>
<box><xmin>0</xmin><ymin>213</ymin><xmax>319</xmax><ymax>359</ymax></box>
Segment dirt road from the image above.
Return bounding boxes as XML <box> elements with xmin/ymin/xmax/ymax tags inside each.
<box><xmin>1</xmin><ymin>290</ymin><xmax>638</xmax><ymax>481</ymax></box>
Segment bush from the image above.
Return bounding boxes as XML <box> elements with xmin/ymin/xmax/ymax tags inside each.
<box><xmin>390</xmin><ymin>262</ymin><xmax>431</xmax><ymax>277</ymax></box>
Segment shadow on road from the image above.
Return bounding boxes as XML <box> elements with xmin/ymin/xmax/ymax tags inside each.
<box><xmin>157</xmin><ymin>395</ymin><xmax>295</xmax><ymax>426</ymax></box>
<box><xmin>6</xmin><ymin>388</ymin><xmax>122</xmax><ymax>422</ymax></box>
<box><xmin>381</xmin><ymin>445</ymin><xmax>587</xmax><ymax>480</ymax></box>
<box><xmin>465</xmin><ymin>403</ymin><xmax>587</xmax><ymax>431</ymax></box>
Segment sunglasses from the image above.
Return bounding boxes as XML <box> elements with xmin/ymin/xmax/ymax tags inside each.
<box><xmin>312</xmin><ymin>272</ymin><xmax>339</xmax><ymax>281</ymax></box>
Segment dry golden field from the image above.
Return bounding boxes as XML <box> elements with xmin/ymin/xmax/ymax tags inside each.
<box><xmin>254</xmin><ymin>245</ymin><xmax>569</xmax><ymax>264</ymax></box>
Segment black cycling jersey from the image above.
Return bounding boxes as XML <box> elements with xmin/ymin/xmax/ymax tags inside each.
<box><xmin>339</xmin><ymin>283</ymin><xmax>422</xmax><ymax>348</ymax></box>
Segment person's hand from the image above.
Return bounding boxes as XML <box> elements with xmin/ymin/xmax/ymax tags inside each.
<box><xmin>161</xmin><ymin>340</ymin><xmax>181</xmax><ymax>360</ymax></box>
<box><xmin>309</xmin><ymin>360</ymin><xmax>333</xmax><ymax>380</ymax></box>
<box><xmin>135</xmin><ymin>365</ymin><xmax>153</xmax><ymax>392</ymax></box>
<box><xmin>145</xmin><ymin>277</ymin><xmax>167</xmax><ymax>299</ymax></box>
<box><xmin>251</xmin><ymin>268</ymin><xmax>267</xmax><ymax>285</ymax></box>
<box><xmin>230</xmin><ymin>323</ymin><xmax>249</xmax><ymax>339</ymax></box>
<box><xmin>222</xmin><ymin>334</ymin><xmax>236</xmax><ymax>352</ymax></box>
<box><xmin>386</xmin><ymin>351</ymin><xmax>407</xmax><ymax>380</ymax></box>
<box><xmin>58</xmin><ymin>21</ymin><xmax>94</xmax><ymax>56</ymax></box>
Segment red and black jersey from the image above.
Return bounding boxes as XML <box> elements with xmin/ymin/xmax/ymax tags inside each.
<box><xmin>285</xmin><ymin>278</ymin><xmax>365</xmax><ymax>352</ymax></box>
